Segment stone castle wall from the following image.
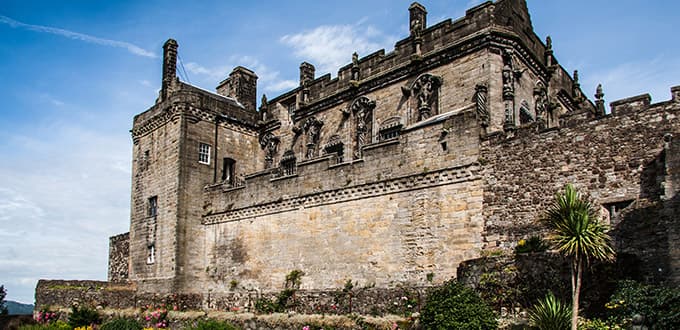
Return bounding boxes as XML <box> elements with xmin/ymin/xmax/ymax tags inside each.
<box><xmin>108</xmin><ymin>232</ymin><xmax>129</xmax><ymax>282</ymax></box>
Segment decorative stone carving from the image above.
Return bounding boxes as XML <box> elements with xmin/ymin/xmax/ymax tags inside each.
<box><xmin>595</xmin><ymin>84</ymin><xmax>606</xmax><ymax>117</ymax></box>
<box><xmin>534</xmin><ymin>81</ymin><xmax>548</xmax><ymax>129</ymax></box>
<box><xmin>351</xmin><ymin>52</ymin><xmax>360</xmax><ymax>81</ymax></box>
<box><xmin>259</xmin><ymin>94</ymin><xmax>268</xmax><ymax>121</ymax></box>
<box><xmin>474</xmin><ymin>83</ymin><xmax>489</xmax><ymax>127</ymax></box>
<box><xmin>323</xmin><ymin>135</ymin><xmax>344</xmax><ymax>163</ymax></box>
<box><xmin>278</xmin><ymin>150</ymin><xmax>297</xmax><ymax>176</ymax></box>
<box><xmin>411</xmin><ymin>74</ymin><xmax>442</xmax><ymax>121</ymax></box>
<box><xmin>349</xmin><ymin>96</ymin><xmax>376</xmax><ymax>158</ymax></box>
<box><xmin>502</xmin><ymin>49</ymin><xmax>515</xmax><ymax>100</ymax></box>
<box><xmin>259</xmin><ymin>132</ymin><xmax>280</xmax><ymax>169</ymax></box>
<box><xmin>378</xmin><ymin>117</ymin><xmax>403</xmax><ymax>141</ymax></box>
<box><xmin>519</xmin><ymin>100</ymin><xmax>534</xmax><ymax>124</ymax></box>
<box><xmin>302</xmin><ymin>116</ymin><xmax>324</xmax><ymax>159</ymax></box>
<box><xmin>502</xmin><ymin>49</ymin><xmax>517</xmax><ymax>131</ymax></box>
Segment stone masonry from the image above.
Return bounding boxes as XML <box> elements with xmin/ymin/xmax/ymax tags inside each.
<box><xmin>38</xmin><ymin>0</ymin><xmax>679</xmax><ymax>313</ymax></box>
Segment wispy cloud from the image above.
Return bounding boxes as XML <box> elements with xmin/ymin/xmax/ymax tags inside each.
<box><xmin>184</xmin><ymin>56</ymin><xmax>297</xmax><ymax>93</ymax></box>
<box><xmin>280</xmin><ymin>21</ymin><xmax>398</xmax><ymax>75</ymax></box>
<box><xmin>0</xmin><ymin>15</ymin><xmax>157</xmax><ymax>58</ymax></box>
<box><xmin>583</xmin><ymin>55</ymin><xmax>680</xmax><ymax>104</ymax></box>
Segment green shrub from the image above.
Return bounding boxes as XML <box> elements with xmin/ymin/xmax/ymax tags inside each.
<box><xmin>187</xmin><ymin>319</ymin><xmax>239</xmax><ymax>330</ymax></box>
<box><xmin>605</xmin><ymin>280</ymin><xmax>680</xmax><ymax>329</ymax></box>
<box><xmin>100</xmin><ymin>318</ymin><xmax>143</xmax><ymax>330</ymax></box>
<box><xmin>19</xmin><ymin>321</ymin><xmax>70</xmax><ymax>330</ymax></box>
<box><xmin>528</xmin><ymin>292</ymin><xmax>571</xmax><ymax>330</ymax></box>
<box><xmin>67</xmin><ymin>305</ymin><xmax>101</xmax><ymax>328</ymax></box>
<box><xmin>420</xmin><ymin>280</ymin><xmax>497</xmax><ymax>330</ymax></box>
<box><xmin>578</xmin><ymin>318</ymin><xmax>623</xmax><ymax>330</ymax></box>
<box><xmin>515</xmin><ymin>236</ymin><xmax>548</xmax><ymax>254</ymax></box>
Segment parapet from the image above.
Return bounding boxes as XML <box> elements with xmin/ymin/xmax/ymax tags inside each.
<box><xmin>610</xmin><ymin>94</ymin><xmax>652</xmax><ymax>116</ymax></box>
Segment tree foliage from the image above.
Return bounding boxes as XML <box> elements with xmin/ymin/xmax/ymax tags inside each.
<box><xmin>420</xmin><ymin>280</ymin><xmax>497</xmax><ymax>330</ymax></box>
<box><xmin>0</xmin><ymin>285</ymin><xmax>8</xmax><ymax>315</ymax></box>
<box><xmin>544</xmin><ymin>184</ymin><xmax>615</xmax><ymax>330</ymax></box>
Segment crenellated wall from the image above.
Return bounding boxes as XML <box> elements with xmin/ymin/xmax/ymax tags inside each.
<box><xmin>38</xmin><ymin>0</ymin><xmax>676</xmax><ymax>315</ymax></box>
<box><xmin>480</xmin><ymin>87</ymin><xmax>680</xmax><ymax>284</ymax></box>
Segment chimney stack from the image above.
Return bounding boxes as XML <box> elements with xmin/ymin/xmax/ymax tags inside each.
<box><xmin>299</xmin><ymin>62</ymin><xmax>315</xmax><ymax>86</ymax></box>
<box><xmin>161</xmin><ymin>39</ymin><xmax>178</xmax><ymax>100</ymax></box>
<box><xmin>217</xmin><ymin>66</ymin><xmax>258</xmax><ymax>112</ymax></box>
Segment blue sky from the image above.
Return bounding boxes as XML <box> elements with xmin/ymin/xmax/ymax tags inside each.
<box><xmin>1</xmin><ymin>0</ymin><xmax>678</xmax><ymax>304</ymax></box>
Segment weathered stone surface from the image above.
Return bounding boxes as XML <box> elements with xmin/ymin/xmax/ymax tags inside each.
<box><xmin>35</xmin><ymin>0</ymin><xmax>680</xmax><ymax>315</ymax></box>
<box><xmin>108</xmin><ymin>232</ymin><xmax>129</xmax><ymax>282</ymax></box>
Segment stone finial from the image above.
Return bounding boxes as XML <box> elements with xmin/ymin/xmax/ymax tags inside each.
<box><xmin>351</xmin><ymin>52</ymin><xmax>360</xmax><ymax>81</ymax></box>
<box><xmin>409</xmin><ymin>2</ymin><xmax>427</xmax><ymax>38</ymax></box>
<box><xmin>595</xmin><ymin>84</ymin><xmax>606</xmax><ymax>116</ymax></box>
<box><xmin>259</xmin><ymin>94</ymin><xmax>268</xmax><ymax>121</ymax></box>
<box><xmin>573</xmin><ymin>70</ymin><xmax>579</xmax><ymax>85</ymax></box>
<box><xmin>161</xmin><ymin>39</ymin><xmax>178</xmax><ymax>99</ymax></box>
<box><xmin>545</xmin><ymin>36</ymin><xmax>554</xmax><ymax>68</ymax></box>
<box><xmin>595</xmin><ymin>84</ymin><xmax>604</xmax><ymax>101</ymax></box>
<box><xmin>300</xmin><ymin>62</ymin><xmax>315</xmax><ymax>86</ymax></box>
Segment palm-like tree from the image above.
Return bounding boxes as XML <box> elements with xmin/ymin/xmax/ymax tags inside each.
<box><xmin>544</xmin><ymin>184</ymin><xmax>615</xmax><ymax>330</ymax></box>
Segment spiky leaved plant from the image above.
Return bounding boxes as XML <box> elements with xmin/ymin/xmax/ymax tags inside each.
<box><xmin>544</xmin><ymin>184</ymin><xmax>615</xmax><ymax>330</ymax></box>
<box><xmin>529</xmin><ymin>292</ymin><xmax>572</xmax><ymax>330</ymax></box>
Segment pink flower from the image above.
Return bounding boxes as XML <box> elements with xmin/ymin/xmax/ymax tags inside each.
<box><xmin>303</xmin><ymin>326</ymin><xmax>311</xmax><ymax>330</ymax></box>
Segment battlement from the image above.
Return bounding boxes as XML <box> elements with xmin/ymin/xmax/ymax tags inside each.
<box><xmin>268</xmin><ymin>0</ymin><xmax>554</xmax><ymax>119</ymax></box>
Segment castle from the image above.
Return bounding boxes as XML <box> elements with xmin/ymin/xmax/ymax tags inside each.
<box><xmin>38</xmin><ymin>0</ymin><xmax>679</xmax><ymax>312</ymax></box>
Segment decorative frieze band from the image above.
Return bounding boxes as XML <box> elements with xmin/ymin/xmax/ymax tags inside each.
<box><xmin>202</xmin><ymin>163</ymin><xmax>480</xmax><ymax>225</ymax></box>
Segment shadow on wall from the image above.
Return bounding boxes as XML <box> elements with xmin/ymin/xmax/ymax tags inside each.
<box><xmin>611</xmin><ymin>144</ymin><xmax>679</xmax><ymax>285</ymax></box>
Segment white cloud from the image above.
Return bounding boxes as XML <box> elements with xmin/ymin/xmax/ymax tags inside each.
<box><xmin>280</xmin><ymin>22</ymin><xmax>398</xmax><ymax>75</ymax></box>
<box><xmin>0</xmin><ymin>122</ymin><xmax>131</xmax><ymax>304</ymax></box>
<box><xmin>184</xmin><ymin>56</ymin><xmax>297</xmax><ymax>93</ymax></box>
<box><xmin>582</xmin><ymin>55</ymin><xmax>680</xmax><ymax>104</ymax></box>
<box><xmin>0</xmin><ymin>15</ymin><xmax>157</xmax><ymax>58</ymax></box>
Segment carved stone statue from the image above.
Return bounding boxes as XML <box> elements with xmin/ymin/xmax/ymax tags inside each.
<box><xmin>302</xmin><ymin>117</ymin><xmax>324</xmax><ymax>159</ymax></box>
<box><xmin>350</xmin><ymin>96</ymin><xmax>375</xmax><ymax>158</ymax></box>
<box><xmin>502</xmin><ymin>49</ymin><xmax>515</xmax><ymax>100</ymax></box>
<box><xmin>411</xmin><ymin>74</ymin><xmax>442</xmax><ymax>120</ymax></box>
<box><xmin>259</xmin><ymin>132</ymin><xmax>280</xmax><ymax>169</ymax></box>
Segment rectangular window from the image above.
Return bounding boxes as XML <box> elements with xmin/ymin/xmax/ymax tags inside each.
<box><xmin>199</xmin><ymin>143</ymin><xmax>211</xmax><ymax>164</ymax></box>
<box><xmin>148</xmin><ymin>196</ymin><xmax>158</xmax><ymax>217</ymax></box>
<box><xmin>222</xmin><ymin>158</ymin><xmax>236</xmax><ymax>185</ymax></box>
<box><xmin>147</xmin><ymin>245</ymin><xmax>155</xmax><ymax>264</ymax></box>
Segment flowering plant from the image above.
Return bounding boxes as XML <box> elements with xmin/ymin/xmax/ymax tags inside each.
<box><xmin>142</xmin><ymin>306</ymin><xmax>169</xmax><ymax>328</ymax></box>
<box><xmin>35</xmin><ymin>309</ymin><xmax>59</xmax><ymax>324</ymax></box>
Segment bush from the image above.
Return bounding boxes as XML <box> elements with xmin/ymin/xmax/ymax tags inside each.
<box><xmin>514</xmin><ymin>236</ymin><xmax>548</xmax><ymax>254</ymax></box>
<box><xmin>578</xmin><ymin>318</ymin><xmax>623</xmax><ymax>330</ymax></box>
<box><xmin>100</xmin><ymin>318</ymin><xmax>143</xmax><ymax>330</ymax></box>
<box><xmin>528</xmin><ymin>292</ymin><xmax>571</xmax><ymax>330</ymax></box>
<box><xmin>186</xmin><ymin>319</ymin><xmax>239</xmax><ymax>330</ymax></box>
<box><xmin>19</xmin><ymin>321</ymin><xmax>71</xmax><ymax>330</ymax></box>
<box><xmin>420</xmin><ymin>280</ymin><xmax>497</xmax><ymax>330</ymax></box>
<box><xmin>67</xmin><ymin>305</ymin><xmax>101</xmax><ymax>328</ymax></box>
<box><xmin>605</xmin><ymin>280</ymin><xmax>680</xmax><ymax>329</ymax></box>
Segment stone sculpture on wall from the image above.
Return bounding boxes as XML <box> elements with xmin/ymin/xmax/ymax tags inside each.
<box><xmin>302</xmin><ymin>116</ymin><xmax>324</xmax><ymax>159</ymax></box>
<box><xmin>410</xmin><ymin>74</ymin><xmax>442</xmax><ymax>121</ymax></box>
<box><xmin>259</xmin><ymin>132</ymin><xmax>280</xmax><ymax>169</ymax></box>
<box><xmin>349</xmin><ymin>96</ymin><xmax>376</xmax><ymax>158</ymax></box>
<box><xmin>534</xmin><ymin>81</ymin><xmax>548</xmax><ymax>129</ymax></box>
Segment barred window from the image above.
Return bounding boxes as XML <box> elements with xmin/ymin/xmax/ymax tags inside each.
<box><xmin>199</xmin><ymin>143</ymin><xmax>211</xmax><ymax>164</ymax></box>
<box><xmin>148</xmin><ymin>196</ymin><xmax>158</xmax><ymax>217</ymax></box>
